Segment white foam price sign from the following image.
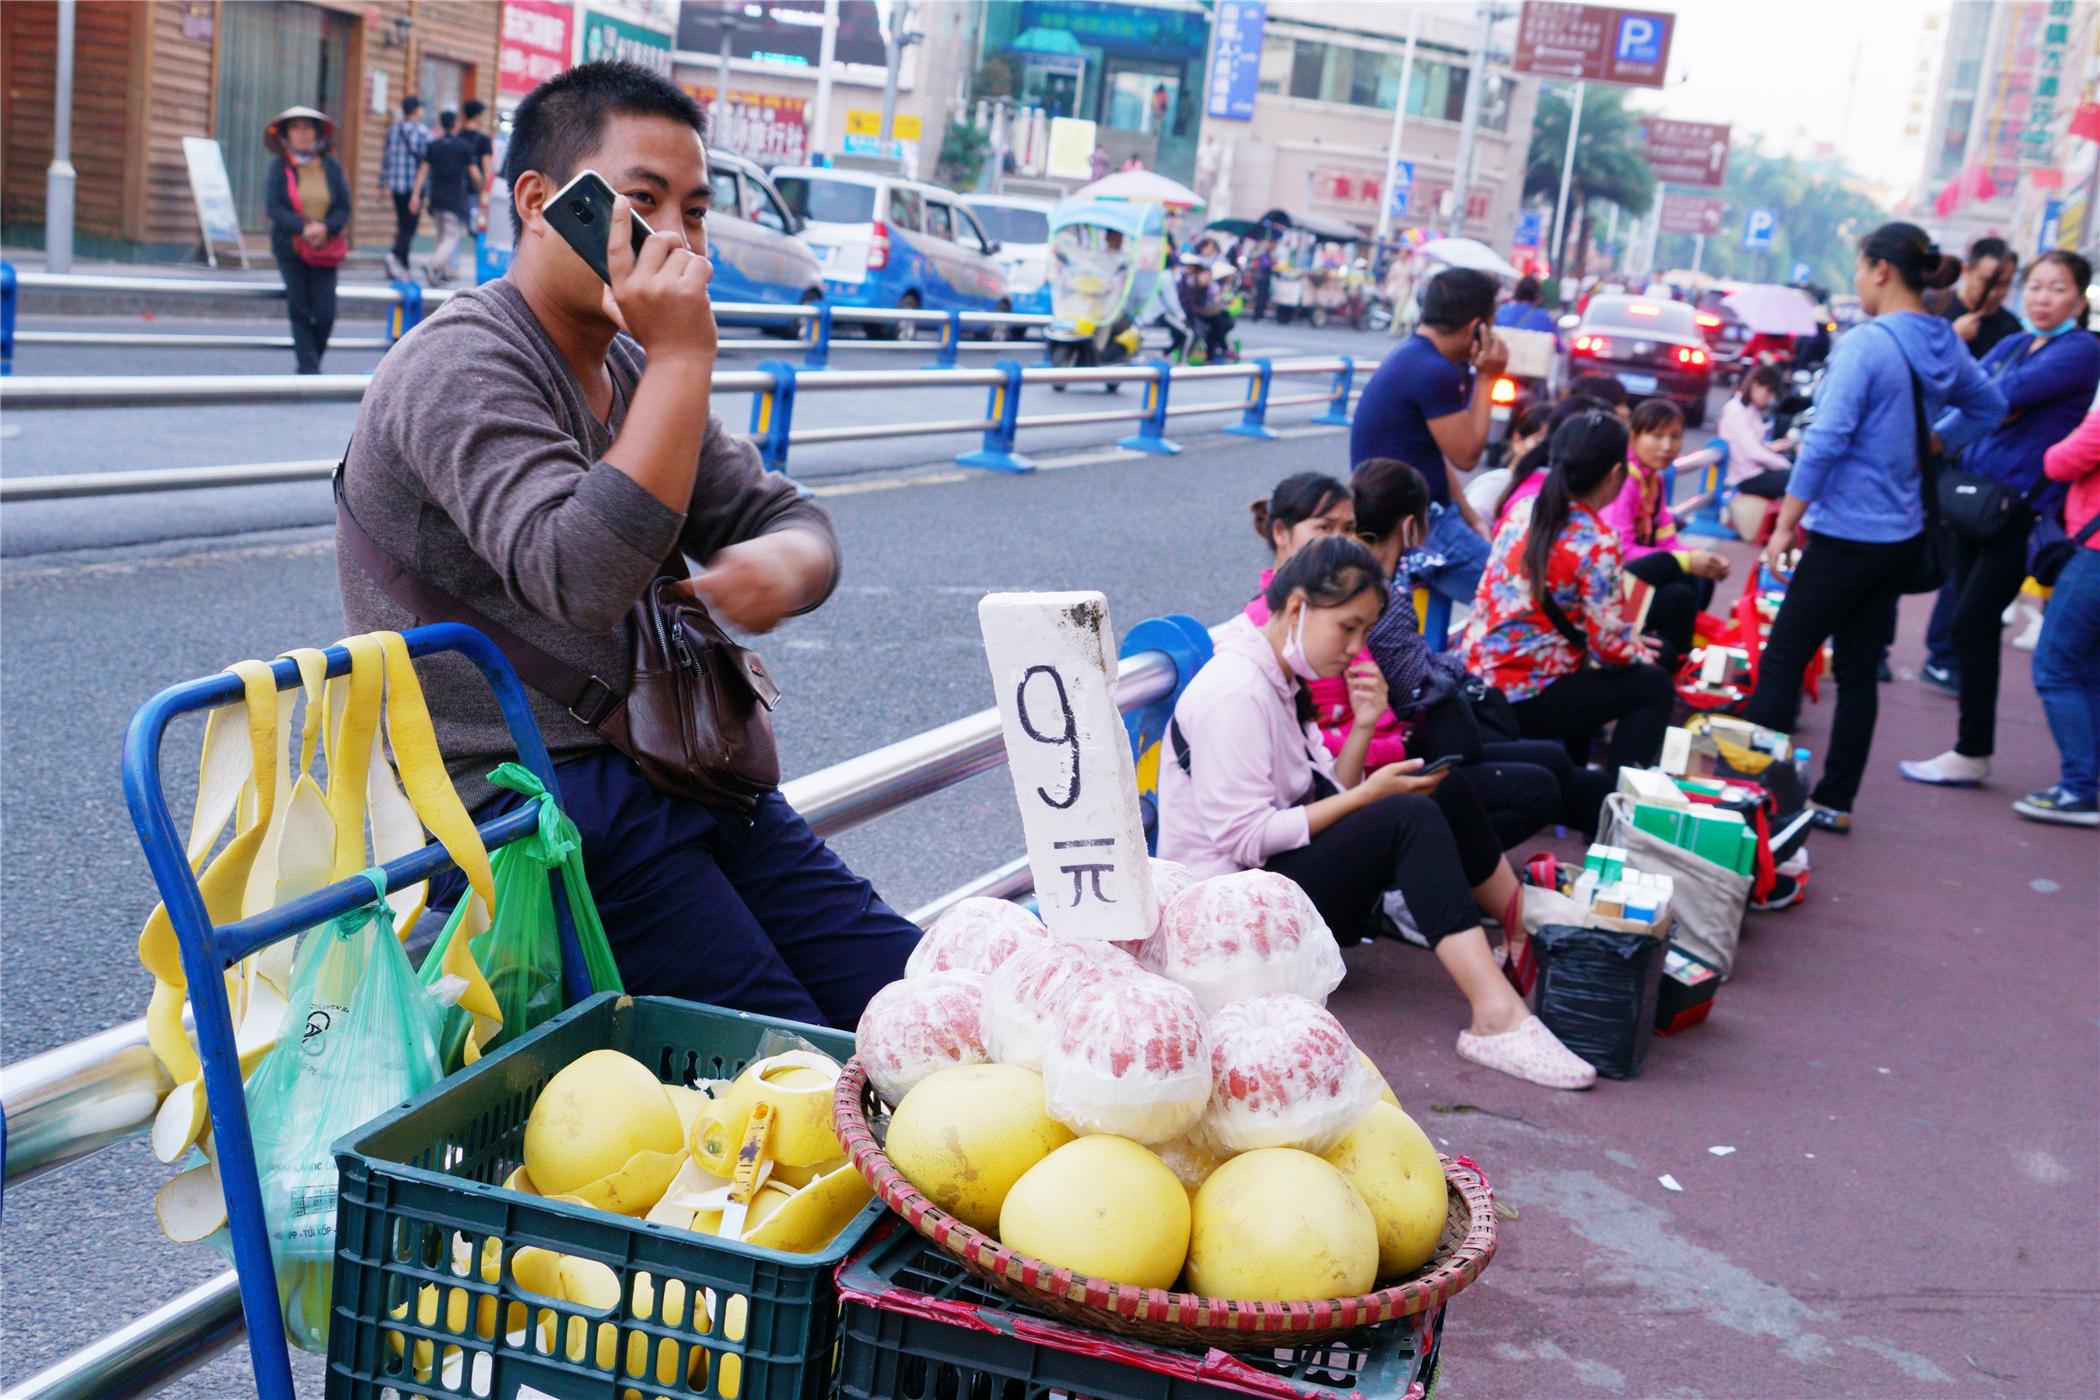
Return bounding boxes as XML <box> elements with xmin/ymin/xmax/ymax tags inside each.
<box><xmin>978</xmin><ymin>592</ymin><xmax>1155</xmax><ymax>942</ymax></box>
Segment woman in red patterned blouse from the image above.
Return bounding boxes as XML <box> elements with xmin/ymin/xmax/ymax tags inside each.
<box><xmin>1460</xmin><ymin>411</ymin><xmax>1677</xmax><ymax>775</ymax></box>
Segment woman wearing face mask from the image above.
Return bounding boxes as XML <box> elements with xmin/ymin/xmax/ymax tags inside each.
<box><xmin>1158</xmin><ymin>537</ymin><xmax>1595</xmax><ymax>1089</ymax></box>
<box><xmin>1902</xmin><ymin>251</ymin><xmax>2100</xmax><ymax>788</ymax></box>
<box><xmin>1462</xmin><ymin>412</ymin><xmax>1677</xmax><ymax>776</ymax></box>
<box><xmin>1603</xmin><ymin>399</ymin><xmax>1732</xmax><ymax>668</ymax></box>
<box><xmin>1741</xmin><ymin>223</ymin><xmax>2003</xmax><ymax>831</ymax></box>
<box><xmin>261</xmin><ymin>106</ymin><xmax>350</xmax><ymax>375</ymax></box>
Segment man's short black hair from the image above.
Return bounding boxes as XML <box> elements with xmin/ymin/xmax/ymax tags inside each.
<box><xmin>1968</xmin><ymin>236</ymin><xmax>2013</xmax><ymax>268</ymax></box>
<box><xmin>503</xmin><ymin>61</ymin><xmax>707</xmax><ymax>236</ymax></box>
<box><xmin>1418</xmin><ymin>266</ymin><xmax>1500</xmax><ymax>331</ymax></box>
<box><xmin>402</xmin><ymin>96</ymin><xmax>422</xmax><ymax>116</ymax></box>
<box><xmin>1513</xmin><ymin>274</ymin><xmax>1542</xmax><ymax>303</ymax></box>
<box><xmin>440</xmin><ymin>109</ymin><xmax>459</xmax><ymax>133</ymax></box>
<box><xmin>463</xmin><ymin>98</ymin><xmax>486</xmax><ymax>121</ymax></box>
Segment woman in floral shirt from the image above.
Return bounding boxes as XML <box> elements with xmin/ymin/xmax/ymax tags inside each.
<box><xmin>1461</xmin><ymin>411</ymin><xmax>1676</xmax><ymax>775</ymax></box>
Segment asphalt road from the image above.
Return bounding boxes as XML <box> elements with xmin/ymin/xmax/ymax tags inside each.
<box><xmin>2</xmin><ymin>323</ymin><xmax>2095</xmax><ymax>1398</ymax></box>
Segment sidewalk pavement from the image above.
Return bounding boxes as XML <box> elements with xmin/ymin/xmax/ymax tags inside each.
<box><xmin>1348</xmin><ymin>530</ymin><xmax>2098</xmax><ymax>1397</ymax></box>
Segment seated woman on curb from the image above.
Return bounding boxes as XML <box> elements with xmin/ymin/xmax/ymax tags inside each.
<box><xmin>1355</xmin><ymin>456</ymin><xmax>1614</xmax><ymax>839</ymax></box>
<box><xmin>1249</xmin><ymin>472</ymin><xmax>1566</xmax><ymax>845</ymax></box>
<box><xmin>1462</xmin><ymin>412</ymin><xmax>1676</xmax><ymax>778</ymax></box>
<box><xmin>1492</xmin><ymin>393</ymin><xmax>1615</xmax><ymax>530</ymax></box>
<box><xmin>1602</xmin><ymin>398</ymin><xmax>1732</xmax><ymax>668</ymax></box>
<box><xmin>1159</xmin><ymin>536</ymin><xmax>1596</xmax><ymax>1090</ymax></box>
<box><xmin>1717</xmin><ymin>365</ymin><xmax>1795</xmax><ymax>500</ymax></box>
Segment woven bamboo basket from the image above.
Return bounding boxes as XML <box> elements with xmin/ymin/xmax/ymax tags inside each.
<box><xmin>832</xmin><ymin>1057</ymin><xmax>1498</xmax><ymax>1351</ymax></box>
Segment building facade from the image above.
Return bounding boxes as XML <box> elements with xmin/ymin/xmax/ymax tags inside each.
<box><xmin>1</xmin><ymin>0</ymin><xmax>511</xmax><ymax>261</ymax></box>
<box><xmin>1198</xmin><ymin>2</ymin><xmax>1540</xmax><ymax>244</ymax></box>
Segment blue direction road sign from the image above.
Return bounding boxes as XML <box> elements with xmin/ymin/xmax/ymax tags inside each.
<box><xmin>1206</xmin><ymin>1</ymin><xmax>1266</xmax><ymax>121</ymax></box>
<box><xmin>1743</xmin><ymin>208</ymin><xmax>1777</xmax><ymax>250</ymax></box>
<box><xmin>1386</xmin><ymin>159</ymin><xmax>1414</xmax><ymax>218</ymax></box>
<box><xmin>1514</xmin><ymin>208</ymin><xmax>1544</xmax><ymax>248</ymax></box>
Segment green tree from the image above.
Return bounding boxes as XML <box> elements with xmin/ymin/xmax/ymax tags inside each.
<box><xmin>1653</xmin><ymin>144</ymin><xmax>1884</xmax><ymax>290</ymax></box>
<box><xmin>936</xmin><ymin>120</ymin><xmax>990</xmax><ymax>191</ymax></box>
<box><xmin>1525</xmin><ymin>85</ymin><xmax>1657</xmax><ymax>281</ymax></box>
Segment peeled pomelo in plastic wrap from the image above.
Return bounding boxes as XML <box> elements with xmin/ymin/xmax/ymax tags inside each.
<box><xmin>1141</xmin><ymin>869</ymin><xmax>1346</xmax><ymax>1013</ymax></box>
<box><xmin>856</xmin><ymin>969</ymin><xmax>988</xmax><ymax>1106</ymax></box>
<box><xmin>982</xmin><ymin>937</ymin><xmax>1138</xmax><ymax>1073</ymax></box>
<box><xmin>1040</xmin><ymin>972</ymin><xmax>1211</xmax><ymax>1145</ymax></box>
<box><xmin>1148</xmin><ymin>857</ymin><xmax>1198</xmax><ymax>914</ymax></box>
<box><xmin>905</xmin><ymin>897</ymin><xmax>1047</xmax><ymax>977</ymax></box>
<box><xmin>1195</xmin><ymin>993</ymin><xmax>1378</xmax><ymax>1156</ymax></box>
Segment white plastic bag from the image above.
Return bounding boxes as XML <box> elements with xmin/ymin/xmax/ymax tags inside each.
<box><xmin>1194</xmin><ymin>994</ymin><xmax>1376</xmax><ymax>1156</ymax></box>
<box><xmin>906</xmin><ymin>896</ymin><xmax>1047</xmax><ymax>977</ymax></box>
<box><xmin>1141</xmin><ymin>870</ymin><xmax>1346</xmax><ymax>1013</ymax></box>
<box><xmin>1040</xmin><ymin>972</ymin><xmax>1211</xmax><ymax>1145</ymax></box>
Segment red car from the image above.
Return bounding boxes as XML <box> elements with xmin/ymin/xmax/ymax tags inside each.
<box><xmin>1566</xmin><ymin>295</ymin><xmax>1714</xmax><ymax>426</ymax></box>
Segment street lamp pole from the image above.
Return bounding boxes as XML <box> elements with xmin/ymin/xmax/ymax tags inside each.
<box><xmin>813</xmin><ymin>0</ymin><xmax>840</xmax><ymax>159</ymax></box>
<box><xmin>45</xmin><ymin>0</ymin><xmax>77</xmax><ymax>274</ymax></box>
<box><xmin>1448</xmin><ymin>2</ymin><xmax>1498</xmax><ymax>237</ymax></box>
<box><xmin>881</xmin><ymin>0</ymin><xmax>919</xmax><ymax>144</ymax></box>
<box><xmin>1550</xmin><ymin>80</ymin><xmax>1586</xmax><ymax>288</ymax></box>
<box><xmin>1373</xmin><ymin>7</ymin><xmax>1420</xmax><ymax>247</ymax></box>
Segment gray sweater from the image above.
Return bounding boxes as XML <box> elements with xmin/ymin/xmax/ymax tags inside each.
<box><xmin>338</xmin><ymin>278</ymin><xmax>838</xmax><ymax>807</ymax></box>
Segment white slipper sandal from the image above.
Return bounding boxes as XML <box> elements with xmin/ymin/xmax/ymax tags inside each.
<box><xmin>1456</xmin><ymin>1015</ymin><xmax>1598</xmax><ymax>1090</ymax></box>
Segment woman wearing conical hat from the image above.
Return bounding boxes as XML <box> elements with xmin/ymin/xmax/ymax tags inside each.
<box><xmin>262</xmin><ymin>105</ymin><xmax>350</xmax><ymax>373</ymax></box>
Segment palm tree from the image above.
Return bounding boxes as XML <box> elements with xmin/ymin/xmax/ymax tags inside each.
<box><xmin>1524</xmin><ymin>85</ymin><xmax>1656</xmax><ymax>282</ymax></box>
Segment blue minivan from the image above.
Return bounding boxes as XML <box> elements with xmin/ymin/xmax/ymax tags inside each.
<box><xmin>769</xmin><ymin>167</ymin><xmax>1010</xmax><ymax>338</ymax></box>
<box><xmin>705</xmin><ymin>151</ymin><xmax>823</xmax><ymax>330</ymax></box>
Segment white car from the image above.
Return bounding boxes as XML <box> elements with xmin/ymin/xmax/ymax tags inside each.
<box><xmin>965</xmin><ymin>194</ymin><xmax>1054</xmax><ymax>317</ymax></box>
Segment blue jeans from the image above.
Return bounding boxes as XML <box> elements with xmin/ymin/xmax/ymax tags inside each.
<box><xmin>430</xmin><ymin>750</ymin><xmax>920</xmax><ymax>1028</ymax></box>
<box><xmin>2032</xmin><ymin>548</ymin><xmax>2100</xmax><ymax>799</ymax></box>
<box><xmin>1412</xmin><ymin>502</ymin><xmax>1491</xmax><ymax>607</ymax></box>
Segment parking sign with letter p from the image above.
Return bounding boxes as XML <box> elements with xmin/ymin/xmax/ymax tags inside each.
<box><xmin>1616</xmin><ymin>15</ymin><xmax>1662</xmax><ymax>64</ymax></box>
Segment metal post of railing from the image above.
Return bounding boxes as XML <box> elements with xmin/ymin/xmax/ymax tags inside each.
<box><xmin>1313</xmin><ymin>354</ymin><xmax>1354</xmax><ymax>427</ymax></box>
<box><xmin>751</xmin><ymin>359</ymin><xmax>799</xmax><ymax>473</ymax></box>
<box><xmin>925</xmin><ymin>308</ymin><xmax>963</xmax><ymax>370</ymax></box>
<box><xmin>1</xmin><ymin>259</ymin><xmax>16</xmax><ymax>376</ymax></box>
<box><xmin>1118</xmin><ymin>359</ymin><xmax>1182</xmax><ymax>455</ymax></box>
<box><xmin>802</xmin><ymin>301</ymin><xmax>833</xmax><ymax>370</ymax></box>
<box><xmin>956</xmin><ymin>358</ymin><xmax>1034</xmax><ymax>474</ymax></box>
<box><xmin>1222</xmin><ymin>356</ymin><xmax>1279</xmax><ymax>440</ymax></box>
<box><xmin>387</xmin><ymin>279</ymin><xmax>422</xmax><ymax>343</ymax></box>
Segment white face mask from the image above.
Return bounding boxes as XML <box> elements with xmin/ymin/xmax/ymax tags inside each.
<box><xmin>1282</xmin><ymin>603</ymin><xmax>1321</xmax><ymax>682</ymax></box>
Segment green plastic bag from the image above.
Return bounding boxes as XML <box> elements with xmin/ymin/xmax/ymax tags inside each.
<box><xmin>239</xmin><ymin>869</ymin><xmax>445</xmax><ymax>1351</ymax></box>
<box><xmin>418</xmin><ymin>763</ymin><xmax>623</xmax><ymax>1071</ymax></box>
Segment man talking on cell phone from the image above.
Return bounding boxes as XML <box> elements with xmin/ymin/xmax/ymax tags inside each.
<box><xmin>336</xmin><ymin>63</ymin><xmax>918</xmax><ymax>1026</ymax></box>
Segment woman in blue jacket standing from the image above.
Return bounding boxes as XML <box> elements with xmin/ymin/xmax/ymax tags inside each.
<box><xmin>1741</xmin><ymin>224</ymin><xmax>2006</xmax><ymax>832</ymax></box>
<box><xmin>1902</xmin><ymin>251</ymin><xmax>2100</xmax><ymax>787</ymax></box>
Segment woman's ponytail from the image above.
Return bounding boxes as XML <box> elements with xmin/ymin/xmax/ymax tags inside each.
<box><xmin>1520</xmin><ymin>411</ymin><xmax>1628</xmax><ymax>604</ymax></box>
<box><xmin>1862</xmin><ymin>221</ymin><xmax>1962</xmax><ymax>293</ymax></box>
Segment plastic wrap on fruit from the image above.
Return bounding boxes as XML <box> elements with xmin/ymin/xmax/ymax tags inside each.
<box><xmin>904</xmin><ymin>896</ymin><xmax>1048</xmax><ymax>977</ymax></box>
<box><xmin>856</xmin><ymin>969</ymin><xmax>988</xmax><ymax>1106</ymax></box>
<box><xmin>1140</xmin><ymin>869</ymin><xmax>1345</xmax><ymax>1013</ymax></box>
<box><xmin>688</xmin><ymin>1050</ymin><xmax>844</xmax><ymax>1175</ymax></box>
<box><xmin>1147</xmin><ymin>856</ymin><xmax>1198</xmax><ymax>916</ymax></box>
<box><xmin>982</xmin><ymin>937</ymin><xmax>1138</xmax><ymax>1072</ymax></box>
<box><xmin>1195</xmin><ymin>994</ymin><xmax>1378</xmax><ymax>1156</ymax></box>
<box><xmin>1040</xmin><ymin>971</ymin><xmax>1211</xmax><ymax>1145</ymax></box>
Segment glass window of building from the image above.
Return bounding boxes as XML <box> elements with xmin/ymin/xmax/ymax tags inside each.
<box><xmin>1282</xmin><ymin>41</ymin><xmax>1502</xmax><ymax>130</ymax></box>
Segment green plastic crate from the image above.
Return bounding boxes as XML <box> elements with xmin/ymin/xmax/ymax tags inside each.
<box><xmin>327</xmin><ymin>993</ymin><xmax>883</xmax><ymax>1399</ymax></box>
<box><xmin>834</xmin><ymin>1218</ymin><xmax>1443</xmax><ymax>1400</ymax></box>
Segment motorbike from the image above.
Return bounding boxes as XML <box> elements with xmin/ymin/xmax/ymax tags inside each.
<box><xmin>1042</xmin><ymin>198</ymin><xmax>1169</xmax><ymax>391</ymax></box>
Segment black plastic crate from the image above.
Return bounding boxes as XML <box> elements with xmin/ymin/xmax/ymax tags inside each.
<box><xmin>328</xmin><ymin>993</ymin><xmax>882</xmax><ymax>1399</ymax></box>
<box><xmin>834</xmin><ymin>1218</ymin><xmax>1443</xmax><ymax>1400</ymax></box>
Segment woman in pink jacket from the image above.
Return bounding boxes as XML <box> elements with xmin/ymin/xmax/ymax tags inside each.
<box><xmin>1156</xmin><ymin>536</ymin><xmax>1595</xmax><ymax>1089</ymax></box>
<box><xmin>1602</xmin><ymin>398</ymin><xmax>1732</xmax><ymax>666</ymax></box>
<box><xmin>2020</xmin><ymin>407</ymin><xmax>2100</xmax><ymax>825</ymax></box>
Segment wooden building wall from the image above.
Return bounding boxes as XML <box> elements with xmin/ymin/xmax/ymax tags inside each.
<box><xmin>1</xmin><ymin>0</ymin><xmax>501</xmax><ymax>258</ymax></box>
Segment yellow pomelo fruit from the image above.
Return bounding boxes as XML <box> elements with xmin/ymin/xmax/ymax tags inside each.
<box><xmin>999</xmin><ymin>1137</ymin><xmax>1190</xmax><ymax>1290</ymax></box>
<box><xmin>689</xmin><ymin>1051</ymin><xmax>843</xmax><ymax>1174</ymax></box>
<box><xmin>1323</xmin><ymin>1102</ymin><xmax>1447</xmax><ymax>1279</ymax></box>
<box><xmin>886</xmin><ymin>1064</ymin><xmax>1074</xmax><ymax>1233</ymax></box>
<box><xmin>770</xmin><ymin>1153</ymin><xmax>848</xmax><ymax>1190</ymax></box>
<box><xmin>1357</xmin><ymin>1050</ymin><xmax>1401</xmax><ymax>1109</ymax></box>
<box><xmin>499</xmin><ymin>1164</ymin><xmax>537</xmax><ymax>1195</ymax></box>
<box><xmin>523</xmin><ymin>1050</ymin><xmax>682</xmax><ymax>1198</ymax></box>
<box><xmin>1186</xmin><ymin>1148</ymin><xmax>1377</xmax><ymax>1302</ymax></box>
<box><xmin>562</xmin><ymin>1148</ymin><xmax>686</xmax><ymax>1217</ymax></box>
<box><xmin>741</xmin><ymin>1160</ymin><xmax>875</xmax><ymax>1253</ymax></box>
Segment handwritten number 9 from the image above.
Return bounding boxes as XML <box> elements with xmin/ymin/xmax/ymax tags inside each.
<box><xmin>1016</xmin><ymin>665</ymin><xmax>1081</xmax><ymax>810</ymax></box>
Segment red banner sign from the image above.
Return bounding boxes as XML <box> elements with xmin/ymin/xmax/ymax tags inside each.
<box><xmin>1512</xmin><ymin>2</ymin><xmax>1675</xmax><ymax>89</ymax></box>
<box><xmin>499</xmin><ymin>0</ymin><xmax>574</xmax><ymax>99</ymax></box>
<box><xmin>683</xmin><ymin>87</ymin><xmax>812</xmax><ymax>168</ymax></box>
<box><xmin>1310</xmin><ymin>168</ymin><xmax>1488</xmax><ymax>223</ymax></box>
<box><xmin>1642</xmin><ymin>119</ymin><xmax>1730</xmax><ymax>189</ymax></box>
<box><xmin>1658</xmin><ymin>191</ymin><xmax>1726</xmax><ymax>236</ymax></box>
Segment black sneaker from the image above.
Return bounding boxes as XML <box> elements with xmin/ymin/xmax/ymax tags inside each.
<box><xmin>1920</xmin><ymin>661</ymin><xmax>1959</xmax><ymax>696</ymax></box>
<box><xmin>1807</xmin><ymin>801</ymin><xmax>1851</xmax><ymax>833</ymax></box>
<box><xmin>1750</xmin><ymin>871</ymin><xmax>1808</xmax><ymax>911</ymax></box>
<box><xmin>2012</xmin><ymin>785</ymin><xmax>2100</xmax><ymax>828</ymax></box>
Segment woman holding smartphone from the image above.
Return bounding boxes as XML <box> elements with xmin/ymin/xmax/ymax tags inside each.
<box><xmin>1157</xmin><ymin>537</ymin><xmax>1596</xmax><ymax>1090</ymax></box>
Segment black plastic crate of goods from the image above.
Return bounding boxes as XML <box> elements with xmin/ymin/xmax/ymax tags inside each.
<box><xmin>834</xmin><ymin>1216</ymin><xmax>1444</xmax><ymax>1400</ymax></box>
<box><xmin>328</xmin><ymin>992</ymin><xmax>882</xmax><ymax>1399</ymax></box>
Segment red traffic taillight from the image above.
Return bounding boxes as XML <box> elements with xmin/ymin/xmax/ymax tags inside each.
<box><xmin>1675</xmin><ymin>345</ymin><xmax>1708</xmax><ymax>366</ymax></box>
<box><xmin>1573</xmin><ymin>334</ymin><xmax>1611</xmax><ymax>356</ymax></box>
<box><xmin>1695</xmin><ymin>313</ymin><xmax>1722</xmax><ymax>329</ymax></box>
<box><xmin>867</xmin><ymin>219</ymin><xmax>890</xmax><ymax>270</ymax></box>
<box><xmin>1491</xmin><ymin>376</ymin><xmax>1519</xmax><ymax>404</ymax></box>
